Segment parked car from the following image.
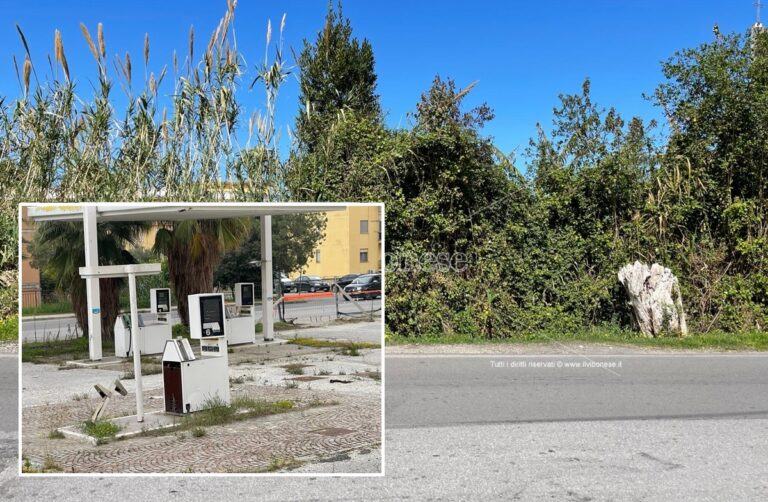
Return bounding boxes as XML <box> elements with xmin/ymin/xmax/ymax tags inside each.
<box><xmin>278</xmin><ymin>273</ymin><xmax>293</xmax><ymax>293</ymax></box>
<box><xmin>335</xmin><ymin>274</ymin><xmax>360</xmax><ymax>289</ymax></box>
<box><xmin>292</xmin><ymin>275</ymin><xmax>331</xmax><ymax>293</ymax></box>
<box><xmin>343</xmin><ymin>273</ymin><xmax>382</xmax><ymax>300</ymax></box>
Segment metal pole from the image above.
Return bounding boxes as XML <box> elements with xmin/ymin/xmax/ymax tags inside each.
<box><xmin>335</xmin><ymin>283</ymin><xmax>340</xmax><ymax>319</ymax></box>
<box><xmin>83</xmin><ymin>206</ymin><xmax>103</xmax><ymax>361</ymax></box>
<box><xmin>260</xmin><ymin>215</ymin><xmax>274</xmax><ymax>341</ymax></box>
<box><xmin>128</xmin><ymin>272</ymin><xmax>144</xmax><ymax>422</ymax></box>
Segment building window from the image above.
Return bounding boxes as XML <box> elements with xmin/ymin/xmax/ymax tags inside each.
<box><xmin>360</xmin><ymin>249</ymin><xmax>369</xmax><ymax>263</ymax></box>
<box><xmin>360</xmin><ymin>220</ymin><xmax>369</xmax><ymax>234</ymax></box>
<box><xmin>315</xmin><ymin>249</ymin><xmax>321</xmax><ymax>263</ymax></box>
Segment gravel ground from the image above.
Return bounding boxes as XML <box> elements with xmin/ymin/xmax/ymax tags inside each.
<box><xmin>22</xmin><ymin>346</ymin><xmax>382</xmax><ymax>407</ymax></box>
<box><xmin>0</xmin><ymin>341</ymin><xmax>17</xmax><ymax>354</ymax></box>
<box><xmin>229</xmin><ymin>348</ymin><xmax>382</xmax><ymax>397</ymax></box>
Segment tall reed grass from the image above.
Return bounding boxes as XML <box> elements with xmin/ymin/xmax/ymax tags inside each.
<box><xmin>0</xmin><ymin>1</ymin><xmax>292</xmax><ymax>320</ymax></box>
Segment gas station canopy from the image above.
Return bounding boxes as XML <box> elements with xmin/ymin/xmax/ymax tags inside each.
<box><xmin>28</xmin><ymin>203</ymin><xmax>343</xmax><ymax>222</ymax></box>
<box><xmin>27</xmin><ymin>203</ymin><xmax>345</xmax><ymax>363</ymax></box>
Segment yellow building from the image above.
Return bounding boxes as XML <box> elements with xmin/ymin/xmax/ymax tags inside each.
<box><xmin>301</xmin><ymin>205</ymin><xmax>382</xmax><ymax>279</ymax></box>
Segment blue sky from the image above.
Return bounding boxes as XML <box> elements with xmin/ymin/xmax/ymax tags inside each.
<box><xmin>0</xmin><ymin>1</ymin><xmax>760</xmax><ymax>164</ymax></box>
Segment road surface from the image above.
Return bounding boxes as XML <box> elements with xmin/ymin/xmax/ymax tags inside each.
<box><xmin>0</xmin><ymin>354</ymin><xmax>17</xmax><ymax>494</ymax></box>
<box><xmin>4</xmin><ymin>352</ymin><xmax>768</xmax><ymax>500</ymax></box>
<box><xmin>21</xmin><ymin>296</ymin><xmax>382</xmax><ymax>342</ymax></box>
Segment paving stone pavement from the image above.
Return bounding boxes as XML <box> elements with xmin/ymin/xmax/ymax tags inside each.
<box><xmin>22</xmin><ymin>383</ymin><xmax>381</xmax><ymax>473</ymax></box>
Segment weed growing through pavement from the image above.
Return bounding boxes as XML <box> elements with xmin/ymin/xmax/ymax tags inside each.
<box><xmin>229</xmin><ymin>374</ymin><xmax>255</xmax><ymax>384</ymax></box>
<box><xmin>43</xmin><ymin>455</ymin><xmax>62</xmax><ymax>472</ymax></box>
<box><xmin>47</xmin><ymin>429</ymin><xmax>65</xmax><ymax>439</ymax></box>
<box><xmin>121</xmin><ymin>366</ymin><xmax>162</xmax><ymax>379</ymax></box>
<box><xmin>81</xmin><ymin>420</ymin><xmax>121</xmax><ymax>440</ymax></box>
<box><xmin>264</xmin><ymin>456</ymin><xmax>302</xmax><ymax>472</ymax></box>
<box><xmin>284</xmin><ymin>363</ymin><xmax>305</xmax><ymax>375</ymax></box>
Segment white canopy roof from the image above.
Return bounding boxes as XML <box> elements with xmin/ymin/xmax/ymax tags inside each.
<box><xmin>28</xmin><ymin>203</ymin><xmax>343</xmax><ymax>222</ymax></box>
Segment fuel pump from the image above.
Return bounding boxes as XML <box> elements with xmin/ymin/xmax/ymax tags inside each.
<box><xmin>161</xmin><ymin>293</ymin><xmax>230</xmax><ymax>414</ymax></box>
<box><xmin>225</xmin><ymin>282</ymin><xmax>256</xmax><ymax>345</ymax></box>
<box><xmin>114</xmin><ymin>287</ymin><xmax>173</xmax><ymax>357</ymax></box>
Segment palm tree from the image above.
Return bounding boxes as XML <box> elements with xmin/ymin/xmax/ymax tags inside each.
<box><xmin>28</xmin><ymin>221</ymin><xmax>149</xmax><ymax>340</ymax></box>
<box><xmin>152</xmin><ymin>218</ymin><xmax>251</xmax><ymax>326</ymax></box>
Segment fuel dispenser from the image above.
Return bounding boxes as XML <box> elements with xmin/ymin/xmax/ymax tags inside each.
<box><xmin>114</xmin><ymin>288</ymin><xmax>173</xmax><ymax>357</ymax></box>
<box><xmin>225</xmin><ymin>282</ymin><xmax>256</xmax><ymax>345</ymax></box>
<box><xmin>150</xmin><ymin>288</ymin><xmax>171</xmax><ymax>316</ymax></box>
<box><xmin>161</xmin><ymin>293</ymin><xmax>230</xmax><ymax>414</ymax></box>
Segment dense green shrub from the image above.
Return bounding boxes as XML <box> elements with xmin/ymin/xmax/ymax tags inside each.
<box><xmin>1</xmin><ymin>3</ymin><xmax>765</xmax><ymax>341</ymax></box>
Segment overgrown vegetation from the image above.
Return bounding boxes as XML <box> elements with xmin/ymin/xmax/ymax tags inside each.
<box><xmin>127</xmin><ymin>396</ymin><xmax>310</xmax><ymax>441</ymax></box>
<box><xmin>21</xmin><ymin>299</ymin><xmax>73</xmax><ymax>317</ymax></box>
<box><xmin>172</xmin><ymin>323</ymin><xmax>190</xmax><ymax>339</ymax></box>
<box><xmin>255</xmin><ymin>321</ymin><xmax>300</xmax><ymax>333</ymax></box>
<box><xmin>2</xmin><ymin>3</ymin><xmax>766</xmax><ymax>345</ymax></box>
<box><xmin>283</xmin><ymin>363</ymin><xmax>305</xmax><ymax>375</ymax></box>
<box><xmin>340</xmin><ymin>344</ymin><xmax>360</xmax><ymax>356</ymax></box>
<box><xmin>388</xmin><ymin>328</ymin><xmax>768</xmax><ymax>351</ymax></box>
<box><xmin>121</xmin><ymin>365</ymin><xmax>162</xmax><ymax>379</ymax></box>
<box><xmin>0</xmin><ymin>315</ymin><xmax>18</xmax><ymax>341</ymax></box>
<box><xmin>263</xmin><ymin>456</ymin><xmax>303</xmax><ymax>472</ymax></box>
<box><xmin>286</xmin><ymin>9</ymin><xmax>768</xmax><ymax>340</ymax></box>
<box><xmin>287</xmin><ymin>337</ymin><xmax>380</xmax><ymax>349</ymax></box>
<box><xmin>81</xmin><ymin>419</ymin><xmax>121</xmax><ymax>440</ymax></box>
<box><xmin>22</xmin><ymin>336</ymin><xmax>115</xmax><ymax>363</ymax></box>
<box><xmin>47</xmin><ymin>429</ymin><xmax>65</xmax><ymax>439</ymax></box>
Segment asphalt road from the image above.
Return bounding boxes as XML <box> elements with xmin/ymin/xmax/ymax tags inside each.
<box><xmin>386</xmin><ymin>354</ymin><xmax>768</xmax><ymax>426</ymax></box>
<box><xmin>21</xmin><ymin>296</ymin><xmax>381</xmax><ymax>342</ymax></box>
<box><xmin>4</xmin><ymin>352</ymin><xmax>768</xmax><ymax>500</ymax></box>
<box><xmin>0</xmin><ymin>354</ymin><xmax>18</xmax><ymax>495</ymax></box>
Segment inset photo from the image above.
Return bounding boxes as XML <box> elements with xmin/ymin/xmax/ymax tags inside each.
<box><xmin>19</xmin><ymin>202</ymin><xmax>383</xmax><ymax>475</ymax></box>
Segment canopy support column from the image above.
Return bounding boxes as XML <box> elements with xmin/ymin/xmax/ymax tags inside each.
<box><xmin>127</xmin><ymin>272</ymin><xmax>144</xmax><ymax>422</ymax></box>
<box><xmin>83</xmin><ymin>206</ymin><xmax>102</xmax><ymax>361</ymax></box>
<box><xmin>260</xmin><ymin>215</ymin><xmax>274</xmax><ymax>341</ymax></box>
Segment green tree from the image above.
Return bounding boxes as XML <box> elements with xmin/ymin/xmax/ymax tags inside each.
<box><xmin>288</xmin><ymin>2</ymin><xmax>385</xmax><ymax>201</ymax></box>
<box><xmin>295</xmin><ymin>1</ymin><xmax>380</xmax><ymax>152</ymax></box>
<box><xmin>287</xmin><ymin>110</ymin><xmax>398</xmax><ymax>201</ymax></box>
<box><xmin>525</xmin><ymin>79</ymin><xmax>657</xmax><ymax>330</ymax></box>
<box><xmin>152</xmin><ymin>218</ymin><xmax>251</xmax><ymax>326</ymax></box>
<box><xmin>385</xmin><ymin>76</ymin><xmax>527</xmax><ymax>337</ymax></box>
<box><xmin>27</xmin><ymin>221</ymin><xmax>149</xmax><ymax>339</ymax></box>
<box><xmin>650</xmin><ymin>28</ymin><xmax>768</xmax><ymax>330</ymax></box>
<box><xmin>214</xmin><ymin>214</ymin><xmax>326</xmax><ymax>289</ymax></box>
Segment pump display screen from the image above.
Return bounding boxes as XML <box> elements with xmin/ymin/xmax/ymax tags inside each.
<box><xmin>156</xmin><ymin>289</ymin><xmax>169</xmax><ymax>312</ymax></box>
<box><xmin>241</xmin><ymin>284</ymin><xmax>254</xmax><ymax>306</ymax></box>
<box><xmin>199</xmin><ymin>296</ymin><xmax>224</xmax><ymax>337</ymax></box>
